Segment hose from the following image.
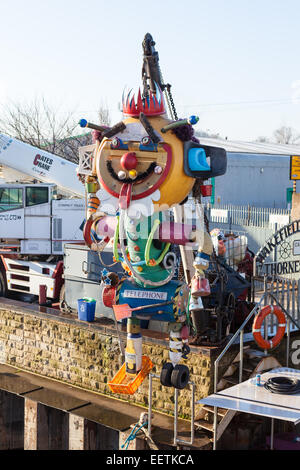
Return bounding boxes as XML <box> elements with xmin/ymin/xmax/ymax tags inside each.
<box><xmin>264</xmin><ymin>376</ymin><xmax>300</xmax><ymax>395</ymax></box>
<box><xmin>119</xmin><ymin>209</ymin><xmax>175</xmax><ymax>287</ymax></box>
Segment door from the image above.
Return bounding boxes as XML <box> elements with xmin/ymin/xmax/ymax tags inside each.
<box><xmin>0</xmin><ymin>186</ymin><xmax>25</xmax><ymax>238</ymax></box>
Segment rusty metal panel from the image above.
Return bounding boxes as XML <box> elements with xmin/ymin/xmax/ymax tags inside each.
<box><xmin>69</xmin><ymin>414</ymin><xmax>85</xmax><ymax>450</ymax></box>
<box><xmin>24</xmin><ymin>399</ymin><xmax>37</xmax><ymax>450</ymax></box>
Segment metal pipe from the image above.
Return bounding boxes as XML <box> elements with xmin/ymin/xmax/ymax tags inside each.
<box><xmin>174</xmin><ymin>381</ymin><xmax>195</xmax><ymax>447</ymax></box>
<box><xmin>263</xmin><ymin>277</ymin><xmax>268</xmax><ymax>356</ymax></box>
<box><xmin>213</xmin><ymin>406</ymin><xmax>218</xmax><ymax>450</ymax></box>
<box><xmin>214</xmin><ymin>293</ymin><xmax>266</xmax><ymax>394</ymax></box>
<box><xmin>268</xmin><ymin>292</ymin><xmax>300</xmax><ymax>330</ymax></box>
<box><xmin>148</xmin><ymin>373</ymin><xmax>159</xmax><ymax>439</ymax></box>
<box><xmin>148</xmin><ymin>374</ymin><xmax>196</xmax><ymax>448</ymax></box>
<box><xmin>174</xmin><ymin>388</ymin><xmax>179</xmax><ymax>446</ymax></box>
<box><xmin>287</xmin><ymin>318</ymin><xmax>290</xmax><ymax>367</ymax></box>
<box><xmin>270</xmin><ymin>418</ymin><xmax>274</xmax><ymax>450</ymax></box>
<box><xmin>148</xmin><ymin>373</ymin><xmax>152</xmax><ymax>439</ymax></box>
<box><xmin>191</xmin><ymin>382</ymin><xmax>195</xmax><ymax>445</ymax></box>
<box><xmin>239</xmin><ymin>329</ymin><xmax>244</xmax><ymax>383</ymax></box>
<box><xmin>212</xmin><ymin>294</ymin><xmax>267</xmax><ymax>450</ymax></box>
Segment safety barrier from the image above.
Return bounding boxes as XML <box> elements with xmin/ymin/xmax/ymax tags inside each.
<box><xmin>253</xmin><ymin>276</ymin><xmax>300</xmax><ymax>337</ymax></box>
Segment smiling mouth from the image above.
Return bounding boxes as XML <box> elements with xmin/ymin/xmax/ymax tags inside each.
<box><xmin>106</xmin><ymin>160</ymin><xmax>157</xmax><ymax>184</ymax></box>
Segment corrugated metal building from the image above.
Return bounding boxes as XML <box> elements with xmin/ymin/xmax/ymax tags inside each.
<box><xmin>198</xmin><ymin>137</ymin><xmax>300</xmax><ymax>208</ymax></box>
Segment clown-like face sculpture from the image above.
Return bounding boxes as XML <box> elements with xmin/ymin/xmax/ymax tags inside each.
<box><xmin>94</xmin><ymin>90</ymin><xmax>197</xmax><ymax>215</ymax></box>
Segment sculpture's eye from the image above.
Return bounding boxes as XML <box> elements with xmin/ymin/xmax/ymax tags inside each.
<box><xmin>183</xmin><ymin>141</ymin><xmax>227</xmax><ymax>179</ymax></box>
<box><xmin>141</xmin><ymin>136</ymin><xmax>151</xmax><ymax>146</ymax></box>
<box><xmin>139</xmin><ymin>136</ymin><xmax>156</xmax><ymax>151</ymax></box>
<box><xmin>111</xmin><ymin>137</ymin><xmax>128</xmax><ymax>150</ymax></box>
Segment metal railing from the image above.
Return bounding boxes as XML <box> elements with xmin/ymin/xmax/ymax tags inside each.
<box><xmin>148</xmin><ymin>373</ymin><xmax>195</xmax><ymax>448</ymax></box>
<box><xmin>212</xmin><ymin>286</ymin><xmax>300</xmax><ymax>450</ymax></box>
<box><xmin>212</xmin><ymin>293</ymin><xmax>265</xmax><ymax>450</ymax></box>
<box><xmin>208</xmin><ymin>204</ymin><xmax>291</xmax><ymax>228</ymax></box>
<box><xmin>254</xmin><ymin>276</ymin><xmax>300</xmax><ymax>335</ymax></box>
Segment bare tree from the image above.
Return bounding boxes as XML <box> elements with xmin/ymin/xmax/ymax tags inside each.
<box><xmin>195</xmin><ymin>130</ymin><xmax>221</xmax><ymax>139</ymax></box>
<box><xmin>273</xmin><ymin>126</ymin><xmax>300</xmax><ymax>145</ymax></box>
<box><xmin>0</xmin><ymin>98</ymin><xmax>112</xmax><ymax>163</ymax></box>
<box><xmin>0</xmin><ymin>97</ymin><xmax>90</xmax><ymax>163</ymax></box>
<box><xmin>255</xmin><ymin>136</ymin><xmax>270</xmax><ymax>143</ymax></box>
<box><xmin>98</xmin><ymin>103</ymin><xmax>111</xmax><ymax>127</ymax></box>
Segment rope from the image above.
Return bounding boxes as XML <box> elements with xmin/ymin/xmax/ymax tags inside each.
<box><xmin>121</xmin><ymin>421</ymin><xmax>148</xmax><ymax>450</ymax></box>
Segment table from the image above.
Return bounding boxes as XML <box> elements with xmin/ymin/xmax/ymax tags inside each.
<box><xmin>198</xmin><ymin>367</ymin><xmax>300</xmax><ymax>449</ymax></box>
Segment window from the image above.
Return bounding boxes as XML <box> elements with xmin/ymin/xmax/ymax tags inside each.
<box><xmin>0</xmin><ymin>188</ymin><xmax>23</xmax><ymax>212</ymax></box>
<box><xmin>25</xmin><ymin>187</ymin><xmax>49</xmax><ymax>207</ymax></box>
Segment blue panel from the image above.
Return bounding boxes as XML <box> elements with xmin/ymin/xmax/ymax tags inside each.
<box><xmin>188</xmin><ymin>148</ymin><xmax>210</xmax><ymax>172</ymax></box>
<box><xmin>117</xmin><ymin>278</ymin><xmax>183</xmax><ymax>322</ymax></box>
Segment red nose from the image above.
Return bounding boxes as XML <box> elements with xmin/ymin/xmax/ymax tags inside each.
<box><xmin>120</xmin><ymin>152</ymin><xmax>137</xmax><ymax>171</ymax></box>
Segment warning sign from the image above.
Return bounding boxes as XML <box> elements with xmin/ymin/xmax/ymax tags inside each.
<box><xmin>290</xmin><ymin>155</ymin><xmax>300</xmax><ymax>180</ymax></box>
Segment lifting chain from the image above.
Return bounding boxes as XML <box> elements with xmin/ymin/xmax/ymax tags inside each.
<box><xmin>158</xmin><ymin>61</ymin><xmax>178</xmax><ymax>120</ymax></box>
<box><xmin>147</xmin><ymin>57</ymin><xmax>178</xmax><ymax>122</ymax></box>
<box><xmin>165</xmin><ymin>83</ymin><xmax>178</xmax><ymax>121</ymax></box>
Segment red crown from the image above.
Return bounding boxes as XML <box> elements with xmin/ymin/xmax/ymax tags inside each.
<box><xmin>122</xmin><ymin>86</ymin><xmax>165</xmax><ymax>117</ymax></box>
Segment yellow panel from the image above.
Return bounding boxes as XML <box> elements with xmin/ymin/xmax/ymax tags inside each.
<box><xmin>290</xmin><ymin>155</ymin><xmax>300</xmax><ymax>180</ymax></box>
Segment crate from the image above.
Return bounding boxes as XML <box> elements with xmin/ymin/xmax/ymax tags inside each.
<box><xmin>108</xmin><ymin>356</ymin><xmax>153</xmax><ymax>395</ymax></box>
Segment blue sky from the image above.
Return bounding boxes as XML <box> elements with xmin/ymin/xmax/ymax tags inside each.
<box><xmin>1</xmin><ymin>0</ymin><xmax>300</xmax><ymax>141</ymax></box>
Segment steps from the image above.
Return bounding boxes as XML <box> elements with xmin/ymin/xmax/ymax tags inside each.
<box><xmin>195</xmin><ymin>347</ymin><xmax>282</xmax><ymax>442</ymax></box>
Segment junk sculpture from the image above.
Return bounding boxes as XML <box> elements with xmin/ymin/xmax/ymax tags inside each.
<box><xmin>78</xmin><ymin>33</ymin><xmax>227</xmax><ymax>394</ymax></box>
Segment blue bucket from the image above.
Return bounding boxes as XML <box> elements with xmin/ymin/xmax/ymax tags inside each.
<box><xmin>77</xmin><ymin>298</ymin><xmax>96</xmax><ymax>322</ymax></box>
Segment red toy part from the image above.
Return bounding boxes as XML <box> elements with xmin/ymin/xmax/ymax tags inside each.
<box><xmin>180</xmin><ymin>325</ymin><xmax>190</xmax><ymax>340</ymax></box>
<box><xmin>191</xmin><ymin>276</ymin><xmax>211</xmax><ymax>297</ymax></box>
<box><xmin>218</xmin><ymin>240</ymin><xmax>226</xmax><ymax>256</ymax></box>
<box><xmin>120</xmin><ymin>152</ymin><xmax>137</xmax><ymax>171</ymax></box>
<box><xmin>122</xmin><ymin>87</ymin><xmax>165</xmax><ymax>117</ymax></box>
<box><xmin>102</xmin><ymin>286</ymin><xmax>116</xmax><ymax>308</ymax></box>
<box><xmin>200</xmin><ymin>184</ymin><xmax>212</xmax><ymax>197</ymax></box>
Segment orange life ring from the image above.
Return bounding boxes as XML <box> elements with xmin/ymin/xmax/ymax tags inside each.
<box><xmin>252</xmin><ymin>305</ymin><xmax>286</xmax><ymax>350</ymax></box>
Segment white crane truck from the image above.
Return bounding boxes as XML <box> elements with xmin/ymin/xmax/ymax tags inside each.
<box><xmin>0</xmin><ymin>133</ymin><xmax>86</xmax><ymax>302</ymax></box>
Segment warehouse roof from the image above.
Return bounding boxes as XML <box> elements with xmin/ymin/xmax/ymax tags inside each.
<box><xmin>198</xmin><ymin>137</ymin><xmax>300</xmax><ymax>155</ymax></box>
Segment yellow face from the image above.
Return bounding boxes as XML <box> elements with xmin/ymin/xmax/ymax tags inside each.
<box><xmin>95</xmin><ymin>115</ymin><xmax>195</xmax><ymax>212</ymax></box>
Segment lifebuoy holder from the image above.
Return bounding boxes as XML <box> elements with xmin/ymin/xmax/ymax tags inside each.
<box><xmin>252</xmin><ymin>305</ymin><xmax>286</xmax><ymax>350</ymax></box>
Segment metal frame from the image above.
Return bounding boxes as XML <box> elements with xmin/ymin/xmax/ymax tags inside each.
<box><xmin>148</xmin><ymin>373</ymin><xmax>195</xmax><ymax>447</ymax></box>
<box><xmin>213</xmin><ymin>286</ymin><xmax>300</xmax><ymax>450</ymax></box>
<box><xmin>202</xmin><ymin>368</ymin><xmax>300</xmax><ymax>450</ymax></box>
<box><xmin>78</xmin><ymin>144</ymin><xmax>95</xmax><ymax>176</ymax></box>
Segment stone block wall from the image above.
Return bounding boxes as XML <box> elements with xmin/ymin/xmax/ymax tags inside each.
<box><xmin>0</xmin><ymin>303</ymin><xmax>237</xmax><ymax>419</ymax></box>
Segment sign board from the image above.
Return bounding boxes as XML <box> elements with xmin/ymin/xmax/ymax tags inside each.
<box><xmin>123</xmin><ymin>289</ymin><xmax>168</xmax><ymax>301</ymax></box>
<box><xmin>269</xmin><ymin>213</ymin><xmax>290</xmax><ymax>228</ymax></box>
<box><xmin>294</xmin><ymin>240</ymin><xmax>300</xmax><ymax>256</ymax></box>
<box><xmin>290</xmin><ymin>155</ymin><xmax>300</xmax><ymax>180</ymax></box>
<box><xmin>255</xmin><ymin>219</ymin><xmax>300</xmax><ymax>278</ymax></box>
<box><xmin>210</xmin><ymin>208</ymin><xmax>228</xmax><ymax>223</ymax></box>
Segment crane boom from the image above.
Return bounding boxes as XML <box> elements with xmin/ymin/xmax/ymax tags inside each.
<box><xmin>0</xmin><ymin>133</ymin><xmax>84</xmax><ymax>197</ymax></box>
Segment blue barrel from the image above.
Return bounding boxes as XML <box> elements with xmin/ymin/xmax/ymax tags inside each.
<box><xmin>77</xmin><ymin>298</ymin><xmax>96</xmax><ymax>322</ymax></box>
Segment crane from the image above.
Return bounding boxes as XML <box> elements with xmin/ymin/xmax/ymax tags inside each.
<box><xmin>0</xmin><ymin>133</ymin><xmax>84</xmax><ymax>197</ymax></box>
<box><xmin>0</xmin><ymin>133</ymin><xmax>85</xmax><ymax>303</ymax></box>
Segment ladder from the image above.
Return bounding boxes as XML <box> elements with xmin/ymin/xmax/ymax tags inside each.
<box><xmin>194</xmin><ymin>346</ymin><xmax>282</xmax><ymax>443</ymax></box>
